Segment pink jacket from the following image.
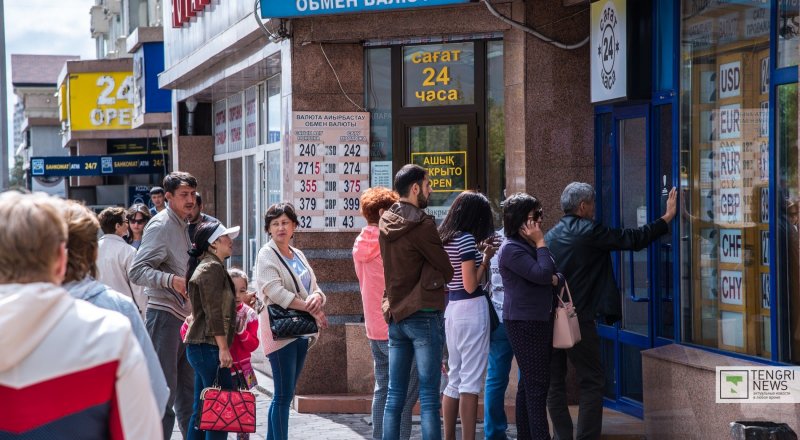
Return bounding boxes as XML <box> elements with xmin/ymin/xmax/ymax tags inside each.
<box><xmin>180</xmin><ymin>303</ymin><xmax>259</xmax><ymax>372</ymax></box>
<box><xmin>353</xmin><ymin>225</ymin><xmax>389</xmax><ymax>340</ymax></box>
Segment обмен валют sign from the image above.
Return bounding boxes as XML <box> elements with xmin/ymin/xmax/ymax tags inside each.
<box><xmin>261</xmin><ymin>0</ymin><xmax>470</xmax><ymax>18</ymax></box>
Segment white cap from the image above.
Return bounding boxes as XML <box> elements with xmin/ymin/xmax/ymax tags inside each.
<box><xmin>208</xmin><ymin>224</ymin><xmax>240</xmax><ymax>244</ymax></box>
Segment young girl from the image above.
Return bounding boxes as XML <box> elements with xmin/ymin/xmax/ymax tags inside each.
<box><xmin>181</xmin><ymin>268</ymin><xmax>260</xmax><ymax>440</ymax></box>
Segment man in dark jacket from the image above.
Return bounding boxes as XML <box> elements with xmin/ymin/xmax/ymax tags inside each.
<box><xmin>545</xmin><ymin>182</ymin><xmax>676</xmax><ymax>440</ymax></box>
<box><xmin>379</xmin><ymin>164</ymin><xmax>454</xmax><ymax>440</ymax></box>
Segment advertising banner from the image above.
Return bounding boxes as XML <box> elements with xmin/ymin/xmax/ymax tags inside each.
<box><xmin>31</xmin><ymin>154</ymin><xmax>167</xmax><ymax>177</ymax></box>
<box><xmin>291</xmin><ymin>111</ymin><xmax>370</xmax><ymax>231</ymax></box>
<box><xmin>66</xmin><ymin>72</ymin><xmax>135</xmax><ymax>131</ymax></box>
<box><xmin>261</xmin><ymin>0</ymin><xmax>470</xmax><ymax>18</ymax></box>
<box><xmin>590</xmin><ymin>0</ymin><xmax>627</xmax><ymax>103</ymax></box>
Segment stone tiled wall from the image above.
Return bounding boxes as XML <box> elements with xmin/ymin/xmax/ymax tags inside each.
<box><xmin>175</xmin><ymin>136</ymin><xmax>215</xmax><ymax>214</ymax></box>
<box><xmin>287</xmin><ymin>0</ymin><xmax>593</xmax><ymax>396</ymax></box>
<box><xmin>643</xmin><ymin>344</ymin><xmax>800</xmax><ymax>439</ymax></box>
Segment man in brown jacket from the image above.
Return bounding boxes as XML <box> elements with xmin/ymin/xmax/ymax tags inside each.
<box><xmin>379</xmin><ymin>164</ymin><xmax>454</xmax><ymax>440</ymax></box>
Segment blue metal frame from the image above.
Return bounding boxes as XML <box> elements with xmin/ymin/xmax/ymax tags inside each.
<box><xmin>769</xmin><ymin>0</ymin><xmax>799</xmax><ymax>362</ymax></box>
<box><xmin>591</xmin><ymin>0</ymin><xmax>683</xmax><ymax>418</ymax></box>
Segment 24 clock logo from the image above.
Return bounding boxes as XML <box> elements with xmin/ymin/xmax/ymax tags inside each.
<box><xmin>597</xmin><ymin>2</ymin><xmax>620</xmax><ymax>91</ymax></box>
<box><xmin>719</xmin><ymin>369</ymin><xmax>749</xmax><ymax>400</ymax></box>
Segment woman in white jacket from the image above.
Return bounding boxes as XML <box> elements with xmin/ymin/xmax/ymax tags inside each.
<box><xmin>0</xmin><ymin>192</ymin><xmax>162</xmax><ymax>439</ymax></box>
<box><xmin>255</xmin><ymin>202</ymin><xmax>328</xmax><ymax>440</ymax></box>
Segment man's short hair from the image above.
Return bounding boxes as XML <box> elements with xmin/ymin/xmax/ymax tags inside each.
<box><xmin>162</xmin><ymin>172</ymin><xmax>198</xmax><ymax>194</ymax></box>
<box><xmin>60</xmin><ymin>200</ymin><xmax>100</xmax><ymax>283</ymax></box>
<box><xmin>560</xmin><ymin>182</ymin><xmax>595</xmax><ymax>214</ymax></box>
<box><xmin>394</xmin><ymin>164</ymin><xmax>427</xmax><ymax>198</ymax></box>
<box><xmin>195</xmin><ymin>192</ymin><xmax>203</xmax><ymax>206</ymax></box>
<box><xmin>0</xmin><ymin>192</ymin><xmax>67</xmax><ymax>283</ymax></box>
<box><xmin>149</xmin><ymin>186</ymin><xmax>165</xmax><ymax>196</ymax></box>
<box><xmin>98</xmin><ymin>207</ymin><xmax>127</xmax><ymax>235</ymax></box>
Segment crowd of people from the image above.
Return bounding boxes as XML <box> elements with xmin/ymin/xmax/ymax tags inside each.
<box><xmin>0</xmin><ymin>164</ymin><xmax>676</xmax><ymax>440</ymax></box>
<box><xmin>353</xmin><ymin>164</ymin><xmax>677</xmax><ymax>440</ymax></box>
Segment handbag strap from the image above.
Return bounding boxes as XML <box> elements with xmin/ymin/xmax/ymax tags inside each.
<box><xmin>272</xmin><ymin>247</ymin><xmax>301</xmax><ymax>293</ymax></box>
<box><xmin>557</xmin><ymin>281</ymin><xmax>574</xmax><ymax>307</ymax></box>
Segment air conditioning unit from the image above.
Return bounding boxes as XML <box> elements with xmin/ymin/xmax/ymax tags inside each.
<box><xmin>90</xmin><ymin>5</ymin><xmax>109</xmax><ymax>37</ymax></box>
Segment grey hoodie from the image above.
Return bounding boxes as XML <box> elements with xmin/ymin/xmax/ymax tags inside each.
<box><xmin>65</xmin><ymin>276</ymin><xmax>169</xmax><ymax>417</ymax></box>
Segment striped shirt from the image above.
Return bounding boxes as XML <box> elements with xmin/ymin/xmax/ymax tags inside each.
<box><xmin>444</xmin><ymin>232</ymin><xmax>483</xmax><ymax>293</ymax></box>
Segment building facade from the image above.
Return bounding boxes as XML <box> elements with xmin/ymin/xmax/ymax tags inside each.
<box><xmin>12</xmin><ymin>54</ymin><xmax>81</xmax><ymax>197</ymax></box>
<box><xmin>53</xmin><ymin>0</ymin><xmax>171</xmax><ymax>209</ymax></box>
<box><xmin>160</xmin><ymin>0</ymin><xmax>800</xmax><ymax>434</ymax></box>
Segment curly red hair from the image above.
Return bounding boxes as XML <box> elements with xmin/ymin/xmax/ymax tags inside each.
<box><xmin>360</xmin><ymin>187</ymin><xmax>399</xmax><ymax>224</ymax></box>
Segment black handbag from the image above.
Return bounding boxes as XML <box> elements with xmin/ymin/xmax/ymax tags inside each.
<box><xmin>267</xmin><ymin>248</ymin><xmax>319</xmax><ymax>340</ymax></box>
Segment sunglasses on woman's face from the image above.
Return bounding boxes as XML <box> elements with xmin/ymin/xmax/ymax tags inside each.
<box><xmin>130</xmin><ymin>218</ymin><xmax>147</xmax><ymax>225</ymax></box>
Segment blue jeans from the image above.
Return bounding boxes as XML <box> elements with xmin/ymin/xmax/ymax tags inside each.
<box><xmin>383</xmin><ymin>311</ymin><xmax>444</xmax><ymax>440</ymax></box>
<box><xmin>370</xmin><ymin>339</ymin><xmax>419</xmax><ymax>440</ymax></box>
<box><xmin>186</xmin><ymin>343</ymin><xmax>233</xmax><ymax>440</ymax></box>
<box><xmin>484</xmin><ymin>323</ymin><xmax>514</xmax><ymax>440</ymax></box>
<box><xmin>267</xmin><ymin>338</ymin><xmax>309</xmax><ymax>440</ymax></box>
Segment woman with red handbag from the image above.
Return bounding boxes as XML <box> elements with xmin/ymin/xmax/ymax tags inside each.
<box><xmin>184</xmin><ymin>221</ymin><xmax>241</xmax><ymax>440</ymax></box>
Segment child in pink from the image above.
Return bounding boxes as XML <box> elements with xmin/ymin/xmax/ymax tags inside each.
<box><xmin>181</xmin><ymin>268</ymin><xmax>260</xmax><ymax>440</ymax></box>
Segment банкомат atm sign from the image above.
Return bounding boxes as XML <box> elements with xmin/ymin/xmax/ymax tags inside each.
<box><xmin>261</xmin><ymin>0</ymin><xmax>470</xmax><ymax>18</ymax></box>
<box><xmin>717</xmin><ymin>367</ymin><xmax>800</xmax><ymax>403</ymax></box>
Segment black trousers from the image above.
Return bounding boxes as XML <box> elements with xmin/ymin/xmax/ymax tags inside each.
<box><xmin>505</xmin><ymin>319</ymin><xmax>553</xmax><ymax>440</ymax></box>
<box><xmin>547</xmin><ymin>320</ymin><xmax>604</xmax><ymax>440</ymax></box>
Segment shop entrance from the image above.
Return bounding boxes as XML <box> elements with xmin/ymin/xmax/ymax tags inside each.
<box><xmin>365</xmin><ymin>39</ymin><xmax>505</xmax><ymax>220</ymax></box>
<box><xmin>397</xmin><ymin>114</ymin><xmax>479</xmax><ymax>218</ymax></box>
<box><xmin>596</xmin><ymin>104</ymin><xmax>675</xmax><ymax>417</ymax></box>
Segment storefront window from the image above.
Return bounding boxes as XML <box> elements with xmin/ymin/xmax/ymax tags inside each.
<box><xmin>266</xmin><ymin>149</ymin><xmax>281</xmax><ymax>206</ymax></box>
<box><xmin>215</xmin><ymin>160</ymin><xmax>228</xmax><ymax>225</ymax></box>
<box><xmin>655</xmin><ymin>0</ymin><xmax>676</xmax><ymax>91</ymax></box>
<box><xmin>365</xmin><ymin>48</ymin><xmax>393</xmax><ymax>188</ymax></box>
<box><xmin>778</xmin><ymin>1</ymin><xmax>800</xmax><ymax>68</ymax></box>
<box><xmin>402</xmin><ymin>42</ymin><xmax>475</xmax><ymax>107</ymax></box>
<box><xmin>246</xmin><ymin>155</ymin><xmax>257</xmax><ymax>276</ymax></box>
<box><xmin>486</xmin><ymin>40</ymin><xmax>504</xmax><ymax>226</ymax></box>
<box><xmin>680</xmin><ymin>1</ymin><xmax>771</xmax><ymax>357</ymax></box>
<box><xmin>244</xmin><ymin>87</ymin><xmax>257</xmax><ymax>149</ymax></box>
<box><xmin>230</xmin><ymin>158</ymin><xmax>243</xmax><ymax>269</ymax></box>
<box><xmin>214</xmin><ymin>99</ymin><xmax>227</xmax><ymax>155</ymax></box>
<box><xmin>778</xmin><ymin>83</ymin><xmax>799</xmax><ymax>362</ymax></box>
<box><xmin>598</xmin><ymin>113</ymin><xmax>613</xmax><ymax>228</ymax></box>
<box><xmin>267</xmin><ymin>74</ymin><xmax>281</xmax><ymax>144</ymax></box>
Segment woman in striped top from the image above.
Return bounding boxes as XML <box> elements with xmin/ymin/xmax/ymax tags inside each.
<box><xmin>439</xmin><ymin>191</ymin><xmax>497</xmax><ymax>440</ymax></box>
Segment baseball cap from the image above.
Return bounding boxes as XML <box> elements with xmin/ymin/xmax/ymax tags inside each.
<box><xmin>208</xmin><ymin>223</ymin><xmax>240</xmax><ymax>244</ymax></box>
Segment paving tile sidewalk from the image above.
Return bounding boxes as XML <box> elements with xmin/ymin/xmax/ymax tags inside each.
<box><xmin>171</xmin><ymin>351</ymin><xmax>516</xmax><ymax>439</ymax></box>
<box><xmin>171</xmin><ymin>351</ymin><xmax>642</xmax><ymax>439</ymax></box>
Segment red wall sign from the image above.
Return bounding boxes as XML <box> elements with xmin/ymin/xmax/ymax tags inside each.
<box><xmin>172</xmin><ymin>0</ymin><xmax>211</xmax><ymax>28</ymax></box>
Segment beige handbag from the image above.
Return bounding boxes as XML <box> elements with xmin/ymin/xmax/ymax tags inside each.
<box><xmin>553</xmin><ymin>281</ymin><xmax>581</xmax><ymax>349</ymax></box>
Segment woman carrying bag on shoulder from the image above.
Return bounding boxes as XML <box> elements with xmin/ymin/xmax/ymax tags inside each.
<box><xmin>184</xmin><ymin>220</ymin><xmax>241</xmax><ymax>440</ymax></box>
<box><xmin>255</xmin><ymin>202</ymin><xmax>329</xmax><ymax>440</ymax></box>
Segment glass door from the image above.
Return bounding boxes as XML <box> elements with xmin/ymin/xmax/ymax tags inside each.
<box><xmin>616</xmin><ymin>109</ymin><xmax>650</xmax><ymax>408</ymax></box>
<box><xmin>596</xmin><ymin>104</ymin><xmax>673</xmax><ymax>417</ymax></box>
<box><xmin>399</xmin><ymin>115</ymin><xmax>478</xmax><ymax>218</ymax></box>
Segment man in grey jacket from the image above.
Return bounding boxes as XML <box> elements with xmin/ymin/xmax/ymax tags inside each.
<box><xmin>130</xmin><ymin>171</ymin><xmax>197</xmax><ymax>439</ymax></box>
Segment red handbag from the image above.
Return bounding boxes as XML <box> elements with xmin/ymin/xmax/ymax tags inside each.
<box><xmin>199</xmin><ymin>369</ymin><xmax>257</xmax><ymax>433</ymax></box>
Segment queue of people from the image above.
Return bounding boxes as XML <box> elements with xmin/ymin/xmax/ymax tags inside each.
<box><xmin>352</xmin><ymin>164</ymin><xmax>677</xmax><ymax>440</ymax></box>
<box><xmin>0</xmin><ymin>163</ymin><xmax>677</xmax><ymax>440</ymax></box>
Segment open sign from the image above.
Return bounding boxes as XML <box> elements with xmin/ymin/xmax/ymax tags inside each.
<box><xmin>719</xmin><ymin>61</ymin><xmax>741</xmax><ymax>99</ymax></box>
<box><xmin>720</xmin><ymin>270</ymin><xmax>744</xmax><ymax>305</ymax></box>
<box><xmin>720</xmin><ymin>229</ymin><xmax>743</xmax><ymax>264</ymax></box>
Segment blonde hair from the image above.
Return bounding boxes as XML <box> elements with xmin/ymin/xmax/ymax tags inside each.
<box><xmin>0</xmin><ymin>191</ymin><xmax>67</xmax><ymax>283</ymax></box>
<box><xmin>228</xmin><ymin>268</ymin><xmax>248</xmax><ymax>283</ymax></box>
<box><xmin>60</xmin><ymin>200</ymin><xmax>100</xmax><ymax>283</ymax></box>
